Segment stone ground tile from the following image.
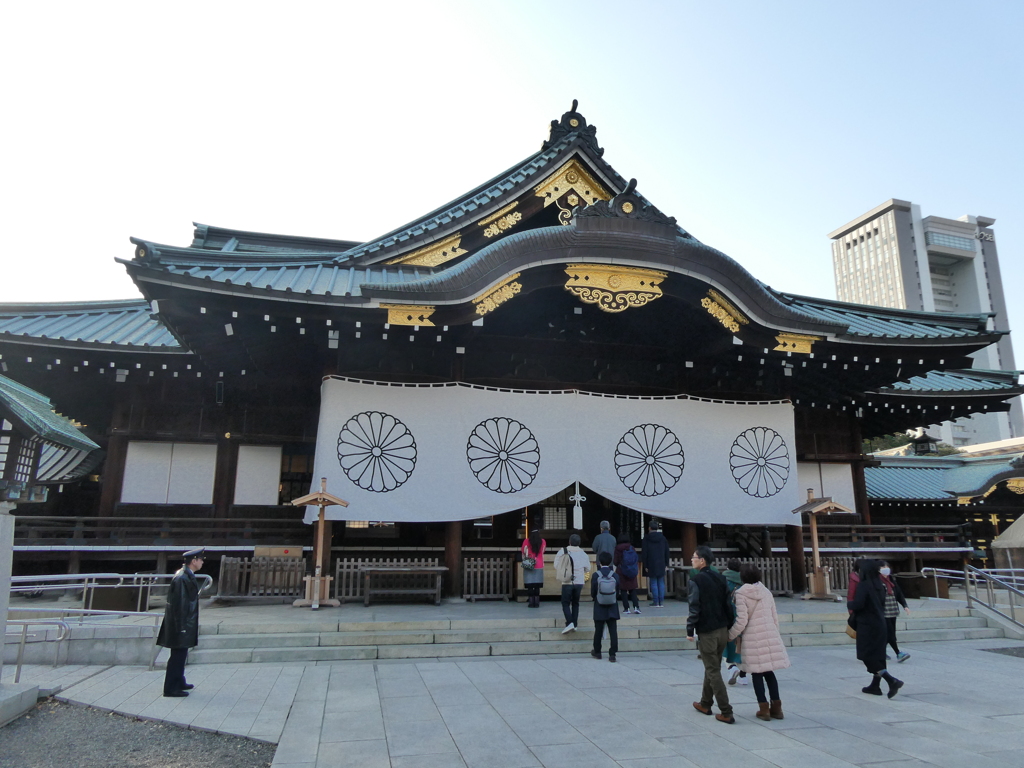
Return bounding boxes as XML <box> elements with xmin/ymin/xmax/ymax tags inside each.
<box><xmin>703</xmin><ymin>718</ymin><xmax>804</xmax><ymax>751</ymax></box>
<box><xmin>323</xmin><ymin>685</ymin><xmax>380</xmax><ymax>714</ymax></box>
<box><xmin>425</xmin><ymin>681</ymin><xmax>490</xmax><ymax>708</ymax></box>
<box><xmin>886</xmin><ymin>718</ymin><xmax>1024</xmax><ymax>752</ymax></box>
<box><xmin>377</xmin><ymin>674</ymin><xmax>428</xmax><ymax>698</ymax></box>
<box><xmin>979</xmin><ymin>751</ymin><xmax>1024</xmax><ymax>768</ymax></box>
<box><xmin>389</xmin><ymin>754</ymin><xmax>468</xmax><ymax>768</ymax></box>
<box><xmin>383</xmin><ymin>717</ymin><xmax>460</xmax><ymax>757</ymax></box>
<box><xmin>777</xmin><ymin>725</ymin><xmax>906</xmax><ymax>764</ymax></box>
<box><xmin>381</xmin><ymin>694</ymin><xmax>443</xmax><ymax>723</ymax></box>
<box><xmin>319</xmin><ymin>707</ymin><xmax>385</xmax><ymax>743</ymax></box>
<box><xmin>314</xmin><ymin>738</ymin><xmax>390</xmax><ymax>768</ymax></box>
<box><xmin>501</xmin><ymin>712</ymin><xmax>589</xmax><ymax>747</ymax></box>
<box><xmin>530</xmin><ymin>741</ymin><xmax>621</xmax><ymax>768</ymax></box>
<box><xmin>659</xmin><ymin>733</ymin><xmax>780</xmax><ymax>768</ymax></box>
<box><xmin>583</xmin><ymin>728</ymin><xmax>678</xmax><ymax>761</ymax></box>
<box><xmin>484</xmin><ymin>691</ymin><xmax>554</xmax><ymax>717</ymax></box>
<box><xmin>617</xmin><ymin>757</ymin><xmax>702</xmax><ymax>768</ymax></box>
<box><xmin>750</xmin><ymin>745</ymin><xmax>860</xmax><ymax>768</ymax></box>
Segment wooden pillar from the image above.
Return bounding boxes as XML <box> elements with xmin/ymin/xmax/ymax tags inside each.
<box><xmin>156</xmin><ymin>551</ymin><xmax>168</xmax><ymax>574</ymax></box>
<box><xmin>682</xmin><ymin>522</ymin><xmax>698</xmax><ymax>559</ymax></box>
<box><xmin>851</xmin><ymin>461</ymin><xmax>872</xmax><ymax>525</ymax></box>
<box><xmin>316</xmin><ymin>521</ymin><xmax>333</xmax><ymax>574</ymax></box>
<box><xmin>787</xmin><ymin>523</ymin><xmax>806</xmax><ymax>593</ymax></box>
<box><xmin>64</xmin><ymin>551</ymin><xmax>82</xmax><ymax>597</ymax></box>
<box><xmin>444</xmin><ymin>520</ymin><xmax>462</xmax><ymax>598</ymax></box>
<box><xmin>98</xmin><ymin>434</ymin><xmax>129</xmax><ymax>517</ymax></box>
<box><xmin>212</xmin><ymin>436</ymin><xmax>239</xmax><ymax>519</ymax></box>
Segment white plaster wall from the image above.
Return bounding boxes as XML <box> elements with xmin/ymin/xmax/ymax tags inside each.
<box><xmin>233</xmin><ymin>445</ymin><xmax>283</xmax><ymax>505</ymax></box>
<box><xmin>796</xmin><ymin>462</ymin><xmax>857</xmax><ymax>511</ymax></box>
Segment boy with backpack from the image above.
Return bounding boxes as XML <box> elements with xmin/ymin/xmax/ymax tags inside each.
<box><xmin>590</xmin><ymin>551</ymin><xmax>621</xmax><ymax>661</ymax></box>
<box><xmin>554</xmin><ymin>533</ymin><xmax>590</xmax><ymax>633</ymax></box>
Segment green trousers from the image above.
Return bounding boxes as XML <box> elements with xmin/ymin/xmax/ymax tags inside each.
<box><xmin>697</xmin><ymin>626</ymin><xmax>732</xmax><ymax>715</ymax></box>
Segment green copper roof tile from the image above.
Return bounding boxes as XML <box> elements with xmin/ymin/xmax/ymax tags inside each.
<box><xmin>0</xmin><ymin>374</ymin><xmax>99</xmax><ymax>454</ymax></box>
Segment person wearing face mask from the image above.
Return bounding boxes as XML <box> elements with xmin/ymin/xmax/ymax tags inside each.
<box><xmin>879</xmin><ymin>561</ymin><xmax>910</xmax><ymax>662</ymax></box>
<box><xmin>848</xmin><ymin>559</ymin><xmax>904</xmax><ymax>698</ymax></box>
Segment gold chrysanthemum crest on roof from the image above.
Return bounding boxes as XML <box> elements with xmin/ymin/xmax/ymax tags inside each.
<box><xmin>479</xmin><ymin>202</ymin><xmax>522</xmax><ymax>238</ymax></box>
<box><xmin>381</xmin><ymin>304</ymin><xmax>435</xmax><ymax>327</ymax></box>
<box><xmin>701</xmin><ymin>289</ymin><xmax>748</xmax><ymax>333</ymax></box>
<box><xmin>534</xmin><ymin>159</ymin><xmax>611</xmax><ymax>225</ymax></box>
<box><xmin>564</xmin><ymin>264</ymin><xmax>666</xmax><ymax>313</ymax></box>
<box><xmin>474</xmin><ymin>274</ymin><xmax>522</xmax><ymax>316</ymax></box>
<box><xmin>386</xmin><ymin>234</ymin><xmax>466</xmax><ymax>267</ymax></box>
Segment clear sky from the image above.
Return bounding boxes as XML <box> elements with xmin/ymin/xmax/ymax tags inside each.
<box><xmin>3</xmin><ymin>1</ymin><xmax>1022</xmax><ymax>360</ymax></box>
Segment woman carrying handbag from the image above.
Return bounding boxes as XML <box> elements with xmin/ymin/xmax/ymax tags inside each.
<box><xmin>521</xmin><ymin>530</ymin><xmax>546</xmax><ymax>608</ymax></box>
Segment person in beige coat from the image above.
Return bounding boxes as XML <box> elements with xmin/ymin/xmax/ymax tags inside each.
<box><xmin>727</xmin><ymin>563</ymin><xmax>791</xmax><ymax>720</ymax></box>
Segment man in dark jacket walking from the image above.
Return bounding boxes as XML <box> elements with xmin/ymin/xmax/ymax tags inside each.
<box><xmin>158</xmin><ymin>548</ymin><xmax>204</xmax><ymax>697</ymax></box>
<box><xmin>686</xmin><ymin>545</ymin><xmax>735</xmax><ymax>723</ymax></box>
<box><xmin>641</xmin><ymin>520</ymin><xmax>671</xmax><ymax>607</ymax></box>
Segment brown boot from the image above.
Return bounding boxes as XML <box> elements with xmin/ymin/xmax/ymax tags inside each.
<box><xmin>769</xmin><ymin>700</ymin><xmax>784</xmax><ymax>720</ymax></box>
<box><xmin>756</xmin><ymin>702</ymin><xmax>771</xmax><ymax>721</ymax></box>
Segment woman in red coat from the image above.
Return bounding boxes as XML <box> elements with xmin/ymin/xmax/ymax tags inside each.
<box><xmin>613</xmin><ymin>532</ymin><xmax>641</xmax><ymax>614</ymax></box>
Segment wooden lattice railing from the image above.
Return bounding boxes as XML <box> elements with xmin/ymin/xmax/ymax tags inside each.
<box><xmin>333</xmin><ymin>557</ymin><xmax>439</xmax><ymax>602</ymax></box>
<box><xmin>463</xmin><ymin>557</ymin><xmax>514</xmax><ymax>601</ymax></box>
<box><xmin>217</xmin><ymin>556</ymin><xmax>306</xmax><ymax>599</ymax></box>
<box><xmin>668</xmin><ymin>556</ymin><xmax>793</xmax><ymax>597</ymax></box>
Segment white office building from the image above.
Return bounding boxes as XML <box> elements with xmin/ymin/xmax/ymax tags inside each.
<box><xmin>830</xmin><ymin>199</ymin><xmax>1022</xmax><ymax>446</ymax></box>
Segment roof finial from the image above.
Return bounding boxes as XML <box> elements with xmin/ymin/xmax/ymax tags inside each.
<box><xmin>542</xmin><ymin>100</ymin><xmax>603</xmax><ymax>156</ymax></box>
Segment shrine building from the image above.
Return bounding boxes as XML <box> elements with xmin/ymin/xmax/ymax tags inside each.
<box><xmin>2</xmin><ymin>102</ymin><xmax>1021</xmax><ymax>593</ymax></box>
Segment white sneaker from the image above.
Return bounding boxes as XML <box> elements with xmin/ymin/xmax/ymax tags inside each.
<box><xmin>561</xmin><ymin>623</ymin><xmax>575</xmax><ymax>634</ymax></box>
<box><xmin>633</xmin><ymin>608</ymin><xmax>641</xmax><ymax>614</ymax></box>
<box><xmin>740</xmin><ymin>674</ymin><xmax>749</xmax><ymax>686</ymax></box>
<box><xmin>728</xmin><ymin>665</ymin><xmax>741</xmax><ymax>685</ymax></box>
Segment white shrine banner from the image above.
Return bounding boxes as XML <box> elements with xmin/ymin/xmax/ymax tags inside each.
<box><xmin>306</xmin><ymin>377</ymin><xmax>800</xmax><ymax>526</ymax></box>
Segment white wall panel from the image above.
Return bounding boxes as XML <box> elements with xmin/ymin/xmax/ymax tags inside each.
<box><xmin>167</xmin><ymin>443</ymin><xmax>217</xmax><ymax>504</ymax></box>
<box><xmin>233</xmin><ymin>445</ymin><xmax>283</xmax><ymax>505</ymax></box>
<box><xmin>797</xmin><ymin>462</ymin><xmax>857</xmax><ymax>512</ymax></box>
<box><xmin>121</xmin><ymin>442</ymin><xmax>172</xmax><ymax>503</ymax></box>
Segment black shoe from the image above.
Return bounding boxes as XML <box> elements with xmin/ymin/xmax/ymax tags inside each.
<box><xmin>590</xmin><ymin>650</ymin><xmax>602</xmax><ymax>660</ymax></box>
<box><xmin>163</xmin><ymin>691</ymin><xmax>189</xmax><ymax>698</ymax></box>
<box><xmin>885</xmin><ymin>676</ymin><xmax>904</xmax><ymax>699</ymax></box>
<box><xmin>608</xmin><ymin>654</ymin><xmax>617</xmax><ymax>662</ymax></box>
<box><xmin>181</xmin><ymin>684</ymin><xmax>194</xmax><ymax>691</ymax></box>
<box><xmin>862</xmin><ymin>678</ymin><xmax>883</xmax><ymax>696</ymax></box>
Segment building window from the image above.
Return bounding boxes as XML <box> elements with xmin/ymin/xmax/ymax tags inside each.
<box><xmin>925</xmin><ymin>232</ymin><xmax>975</xmax><ymax>251</ymax></box>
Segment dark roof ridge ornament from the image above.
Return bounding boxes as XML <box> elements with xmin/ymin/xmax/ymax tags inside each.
<box><xmin>543</xmin><ymin>99</ymin><xmax>604</xmax><ymax>156</ymax></box>
<box><xmin>573</xmin><ymin>178</ymin><xmax>679</xmax><ymax>234</ymax></box>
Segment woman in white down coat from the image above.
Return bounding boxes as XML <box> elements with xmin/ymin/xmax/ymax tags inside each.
<box><xmin>728</xmin><ymin>563</ymin><xmax>790</xmax><ymax>721</ymax></box>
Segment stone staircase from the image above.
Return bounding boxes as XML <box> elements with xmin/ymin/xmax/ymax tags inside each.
<box><xmin>187</xmin><ymin>606</ymin><xmax>1004</xmax><ymax>664</ymax></box>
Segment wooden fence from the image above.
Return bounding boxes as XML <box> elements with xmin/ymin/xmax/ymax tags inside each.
<box><xmin>334</xmin><ymin>557</ymin><xmax>439</xmax><ymax>602</ymax></box>
<box><xmin>806</xmin><ymin>555</ymin><xmax>857</xmax><ymax>591</ymax></box>
<box><xmin>463</xmin><ymin>557</ymin><xmax>514</xmax><ymax>601</ymax></box>
<box><xmin>217</xmin><ymin>556</ymin><xmax>306</xmax><ymax>600</ymax></box>
<box><xmin>667</xmin><ymin>556</ymin><xmax>793</xmax><ymax>597</ymax></box>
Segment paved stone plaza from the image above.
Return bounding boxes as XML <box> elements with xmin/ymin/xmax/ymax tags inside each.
<box><xmin>4</xmin><ymin>633</ymin><xmax>1020</xmax><ymax>768</ymax></box>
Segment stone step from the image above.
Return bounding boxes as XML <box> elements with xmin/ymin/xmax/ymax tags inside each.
<box><xmin>197</xmin><ymin>607</ymin><xmax>978</xmax><ymax>635</ymax></box>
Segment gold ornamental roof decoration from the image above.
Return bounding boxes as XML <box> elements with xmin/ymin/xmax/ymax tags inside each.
<box><xmin>774</xmin><ymin>333</ymin><xmax>821</xmax><ymax>355</ymax></box>
<box><xmin>386</xmin><ymin>234</ymin><xmax>467</xmax><ymax>267</ymax></box>
<box><xmin>563</xmin><ymin>264</ymin><xmax>666</xmax><ymax>314</ymax></box>
<box><xmin>474</xmin><ymin>274</ymin><xmax>522</xmax><ymax>316</ymax></box>
<box><xmin>479</xmin><ymin>202</ymin><xmax>523</xmax><ymax>238</ymax></box>
<box><xmin>1007</xmin><ymin>478</ymin><xmax>1024</xmax><ymax>495</ymax></box>
<box><xmin>381</xmin><ymin>304</ymin><xmax>436</xmax><ymax>327</ymax></box>
<box><xmin>534</xmin><ymin>159</ymin><xmax>611</xmax><ymax>219</ymax></box>
<box><xmin>701</xmin><ymin>289</ymin><xmax>749</xmax><ymax>333</ymax></box>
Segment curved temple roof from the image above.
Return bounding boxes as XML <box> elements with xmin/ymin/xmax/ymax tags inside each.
<box><xmin>0</xmin><ymin>300</ymin><xmax>181</xmax><ymax>350</ymax></box>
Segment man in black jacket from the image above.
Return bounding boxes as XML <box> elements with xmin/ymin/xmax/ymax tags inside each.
<box><xmin>157</xmin><ymin>548</ymin><xmax>204</xmax><ymax>697</ymax></box>
<box><xmin>640</xmin><ymin>520</ymin><xmax>671</xmax><ymax>607</ymax></box>
<box><xmin>686</xmin><ymin>545</ymin><xmax>734</xmax><ymax>723</ymax></box>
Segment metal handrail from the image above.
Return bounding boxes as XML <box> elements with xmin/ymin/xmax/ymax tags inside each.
<box><xmin>4</xmin><ymin>607</ymin><xmax>167</xmax><ymax>679</ymax></box>
<box><xmin>2</xmin><ymin>620</ymin><xmax>69</xmax><ymax>684</ymax></box>
<box><xmin>961</xmin><ymin>565</ymin><xmax>1024</xmax><ymax>629</ymax></box>
<box><xmin>11</xmin><ymin>572</ymin><xmax>213</xmax><ymax>612</ymax></box>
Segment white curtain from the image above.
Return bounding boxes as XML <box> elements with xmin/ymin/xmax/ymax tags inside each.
<box><xmin>306</xmin><ymin>378</ymin><xmax>800</xmax><ymax>526</ymax></box>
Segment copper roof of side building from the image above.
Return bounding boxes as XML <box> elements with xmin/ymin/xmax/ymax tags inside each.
<box><xmin>0</xmin><ymin>300</ymin><xmax>182</xmax><ymax>350</ymax></box>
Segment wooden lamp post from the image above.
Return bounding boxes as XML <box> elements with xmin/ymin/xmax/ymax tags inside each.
<box><xmin>793</xmin><ymin>488</ymin><xmax>855</xmax><ymax>601</ymax></box>
<box><xmin>290</xmin><ymin>477</ymin><xmax>348</xmax><ymax>610</ymax></box>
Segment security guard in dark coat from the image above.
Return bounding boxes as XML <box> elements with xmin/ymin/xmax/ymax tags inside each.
<box><xmin>158</xmin><ymin>548</ymin><xmax>204</xmax><ymax>697</ymax></box>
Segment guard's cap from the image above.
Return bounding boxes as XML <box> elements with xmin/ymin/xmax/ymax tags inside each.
<box><xmin>183</xmin><ymin>548</ymin><xmax>206</xmax><ymax>560</ymax></box>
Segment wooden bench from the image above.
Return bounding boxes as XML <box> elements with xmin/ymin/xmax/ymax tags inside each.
<box><xmin>361</xmin><ymin>566</ymin><xmax>448</xmax><ymax>606</ymax></box>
